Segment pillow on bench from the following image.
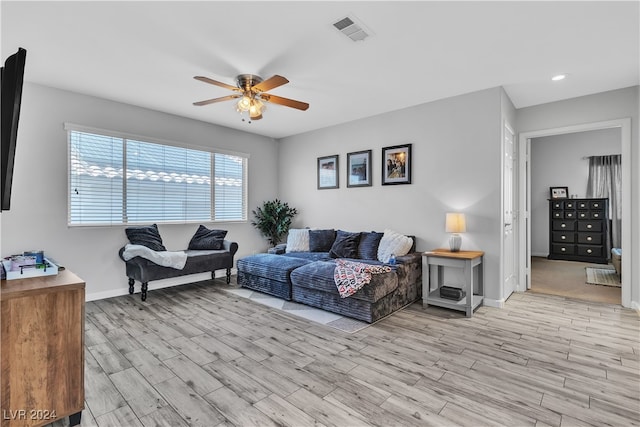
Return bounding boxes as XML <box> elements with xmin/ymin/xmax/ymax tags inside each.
<box><xmin>188</xmin><ymin>225</ymin><xmax>227</xmax><ymax>250</ymax></box>
<box><xmin>125</xmin><ymin>224</ymin><xmax>166</xmax><ymax>252</ymax></box>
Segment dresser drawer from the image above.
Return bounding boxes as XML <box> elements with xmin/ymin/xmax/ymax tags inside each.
<box><xmin>577</xmin><ymin>201</ymin><xmax>589</xmax><ymax>209</ymax></box>
<box><xmin>577</xmin><ymin>245</ymin><xmax>603</xmax><ymax>258</ymax></box>
<box><xmin>577</xmin><ymin>233</ymin><xmax>602</xmax><ymax>245</ymax></box>
<box><xmin>590</xmin><ymin>210</ymin><xmax>604</xmax><ymax>219</ymax></box>
<box><xmin>552</xmin><ymin>244</ymin><xmax>575</xmax><ymax>255</ymax></box>
<box><xmin>552</xmin><ymin>210</ymin><xmax>564</xmax><ymax>219</ymax></box>
<box><xmin>577</xmin><ymin>211</ymin><xmax>589</xmax><ymax>219</ymax></box>
<box><xmin>553</xmin><ymin>232</ymin><xmax>575</xmax><ymax>243</ymax></box>
<box><xmin>564</xmin><ymin>211</ymin><xmax>576</xmax><ymax>219</ymax></box>
<box><xmin>590</xmin><ymin>201</ymin><xmax>605</xmax><ymax>209</ymax></box>
<box><xmin>578</xmin><ymin>221</ymin><xmax>602</xmax><ymax>232</ymax></box>
<box><xmin>551</xmin><ymin>201</ymin><xmax>564</xmax><ymax>209</ymax></box>
<box><xmin>552</xmin><ymin>220</ymin><xmax>575</xmax><ymax>231</ymax></box>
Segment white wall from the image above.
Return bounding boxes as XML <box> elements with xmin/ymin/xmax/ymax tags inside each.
<box><xmin>278</xmin><ymin>87</ymin><xmax>505</xmax><ymax>305</ymax></box>
<box><xmin>0</xmin><ymin>83</ymin><xmax>279</xmax><ymax>300</ymax></box>
<box><xmin>517</xmin><ymin>86</ymin><xmax>639</xmax><ymax>308</ymax></box>
<box><xmin>530</xmin><ymin>128</ymin><xmax>621</xmax><ymax>256</ymax></box>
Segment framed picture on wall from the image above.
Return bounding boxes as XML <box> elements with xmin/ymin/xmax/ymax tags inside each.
<box><xmin>347</xmin><ymin>150</ymin><xmax>372</xmax><ymax>187</ymax></box>
<box><xmin>317</xmin><ymin>155</ymin><xmax>339</xmax><ymax>189</ymax></box>
<box><xmin>550</xmin><ymin>186</ymin><xmax>568</xmax><ymax>199</ymax></box>
<box><xmin>382</xmin><ymin>143</ymin><xmax>412</xmax><ymax>185</ymax></box>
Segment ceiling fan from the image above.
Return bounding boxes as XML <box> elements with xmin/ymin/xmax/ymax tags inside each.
<box><xmin>193</xmin><ymin>74</ymin><xmax>309</xmax><ymax>122</ymax></box>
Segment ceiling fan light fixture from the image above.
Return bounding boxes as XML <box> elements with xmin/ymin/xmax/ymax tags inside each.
<box><xmin>194</xmin><ymin>73</ymin><xmax>309</xmax><ymax>122</ymax></box>
<box><xmin>249</xmin><ymin>99</ymin><xmax>264</xmax><ymax>119</ymax></box>
<box><xmin>237</xmin><ymin>95</ymin><xmax>252</xmax><ymax>111</ymax></box>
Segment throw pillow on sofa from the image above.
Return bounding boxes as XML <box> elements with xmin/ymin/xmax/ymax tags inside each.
<box><xmin>358</xmin><ymin>231</ymin><xmax>384</xmax><ymax>260</ymax></box>
<box><xmin>309</xmin><ymin>229</ymin><xmax>336</xmax><ymax>252</ymax></box>
<box><xmin>378</xmin><ymin>229</ymin><xmax>413</xmax><ymax>263</ymax></box>
<box><xmin>188</xmin><ymin>225</ymin><xmax>227</xmax><ymax>250</ymax></box>
<box><xmin>125</xmin><ymin>224</ymin><xmax>166</xmax><ymax>252</ymax></box>
<box><xmin>329</xmin><ymin>230</ymin><xmax>362</xmax><ymax>259</ymax></box>
<box><xmin>286</xmin><ymin>229</ymin><xmax>310</xmax><ymax>252</ymax></box>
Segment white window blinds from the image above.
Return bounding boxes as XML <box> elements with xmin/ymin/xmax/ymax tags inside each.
<box><xmin>69</xmin><ymin>131</ymin><xmax>124</xmax><ymax>225</ymax></box>
<box><xmin>68</xmin><ymin>127</ymin><xmax>248</xmax><ymax>226</ymax></box>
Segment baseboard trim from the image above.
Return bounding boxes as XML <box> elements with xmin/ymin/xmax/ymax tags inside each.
<box><xmin>483</xmin><ymin>298</ymin><xmax>504</xmax><ymax>309</ymax></box>
<box><xmin>86</xmin><ymin>268</ymin><xmax>237</xmax><ymax>302</ymax></box>
<box><xmin>631</xmin><ymin>300</ymin><xmax>640</xmax><ymax>315</ymax></box>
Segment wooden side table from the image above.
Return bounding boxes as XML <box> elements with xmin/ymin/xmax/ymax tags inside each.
<box><xmin>1</xmin><ymin>269</ymin><xmax>85</xmax><ymax>427</ymax></box>
<box><xmin>422</xmin><ymin>249</ymin><xmax>484</xmax><ymax>317</ymax></box>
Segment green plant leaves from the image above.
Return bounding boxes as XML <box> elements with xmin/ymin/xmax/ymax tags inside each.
<box><xmin>251</xmin><ymin>199</ymin><xmax>298</xmax><ymax>246</ymax></box>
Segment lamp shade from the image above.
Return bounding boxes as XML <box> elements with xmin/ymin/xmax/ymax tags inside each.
<box><xmin>445</xmin><ymin>213</ymin><xmax>466</xmax><ymax>233</ymax></box>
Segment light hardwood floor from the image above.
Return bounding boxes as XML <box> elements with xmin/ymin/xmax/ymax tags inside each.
<box><xmin>52</xmin><ymin>278</ymin><xmax>639</xmax><ymax>427</ymax></box>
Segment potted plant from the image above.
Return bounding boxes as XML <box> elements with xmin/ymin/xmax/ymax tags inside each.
<box><xmin>251</xmin><ymin>199</ymin><xmax>298</xmax><ymax>247</ymax></box>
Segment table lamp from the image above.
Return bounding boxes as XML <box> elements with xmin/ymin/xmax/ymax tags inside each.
<box><xmin>445</xmin><ymin>213</ymin><xmax>466</xmax><ymax>252</ymax></box>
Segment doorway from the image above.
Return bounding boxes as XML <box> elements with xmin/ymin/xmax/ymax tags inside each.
<box><xmin>518</xmin><ymin>119</ymin><xmax>631</xmax><ymax>308</ymax></box>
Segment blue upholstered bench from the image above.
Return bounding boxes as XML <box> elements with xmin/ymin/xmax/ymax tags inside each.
<box><xmin>236</xmin><ymin>253</ymin><xmax>311</xmax><ymax>300</ymax></box>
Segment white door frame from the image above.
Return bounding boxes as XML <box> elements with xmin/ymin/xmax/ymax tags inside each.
<box><xmin>501</xmin><ymin>119</ymin><xmax>517</xmax><ymax>302</ymax></box>
<box><xmin>517</xmin><ymin>118</ymin><xmax>631</xmax><ymax>308</ymax></box>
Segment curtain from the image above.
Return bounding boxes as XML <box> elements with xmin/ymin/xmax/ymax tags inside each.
<box><xmin>586</xmin><ymin>155</ymin><xmax>622</xmax><ymax>250</ymax></box>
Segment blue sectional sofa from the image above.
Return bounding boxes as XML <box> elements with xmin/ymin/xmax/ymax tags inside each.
<box><xmin>237</xmin><ymin>229</ymin><xmax>422</xmax><ymax>323</ymax></box>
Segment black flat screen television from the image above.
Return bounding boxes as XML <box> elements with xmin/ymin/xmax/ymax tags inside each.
<box><xmin>1</xmin><ymin>47</ymin><xmax>27</xmax><ymax>211</ymax></box>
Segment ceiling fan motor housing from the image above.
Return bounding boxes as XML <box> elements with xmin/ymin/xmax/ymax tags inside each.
<box><xmin>236</xmin><ymin>74</ymin><xmax>263</xmax><ymax>91</ymax></box>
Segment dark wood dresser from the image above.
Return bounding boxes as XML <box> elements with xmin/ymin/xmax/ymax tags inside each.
<box><xmin>548</xmin><ymin>198</ymin><xmax>609</xmax><ymax>264</ymax></box>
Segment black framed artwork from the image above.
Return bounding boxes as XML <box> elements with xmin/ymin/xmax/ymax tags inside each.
<box><xmin>347</xmin><ymin>150</ymin><xmax>372</xmax><ymax>188</ymax></box>
<box><xmin>550</xmin><ymin>186</ymin><xmax>568</xmax><ymax>199</ymax></box>
<box><xmin>382</xmin><ymin>143</ymin><xmax>412</xmax><ymax>185</ymax></box>
<box><xmin>317</xmin><ymin>155</ymin><xmax>339</xmax><ymax>189</ymax></box>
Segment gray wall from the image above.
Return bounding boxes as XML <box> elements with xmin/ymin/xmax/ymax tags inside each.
<box><xmin>0</xmin><ymin>83</ymin><xmax>279</xmax><ymax>300</ymax></box>
<box><xmin>278</xmin><ymin>87</ymin><xmax>505</xmax><ymax>305</ymax></box>
<box><xmin>2</xmin><ymin>83</ymin><xmax>636</xmax><ymax>309</ymax></box>
<box><xmin>531</xmin><ymin>128</ymin><xmax>622</xmax><ymax>256</ymax></box>
<box><xmin>517</xmin><ymin>86</ymin><xmax>639</xmax><ymax>308</ymax></box>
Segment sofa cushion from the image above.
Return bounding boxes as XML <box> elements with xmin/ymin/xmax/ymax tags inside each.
<box><xmin>125</xmin><ymin>224</ymin><xmax>166</xmax><ymax>252</ymax></box>
<box><xmin>291</xmin><ymin>261</ymin><xmax>398</xmax><ymax>303</ymax></box>
<box><xmin>237</xmin><ymin>253</ymin><xmax>311</xmax><ymax>283</ymax></box>
<box><xmin>309</xmin><ymin>229</ymin><xmax>336</xmax><ymax>252</ymax></box>
<box><xmin>188</xmin><ymin>225</ymin><xmax>227</xmax><ymax>250</ymax></box>
<box><xmin>358</xmin><ymin>232</ymin><xmax>384</xmax><ymax>260</ymax></box>
<box><xmin>378</xmin><ymin>229</ymin><xmax>413</xmax><ymax>263</ymax></box>
<box><xmin>329</xmin><ymin>230</ymin><xmax>362</xmax><ymax>259</ymax></box>
<box><xmin>286</xmin><ymin>229</ymin><xmax>310</xmax><ymax>252</ymax></box>
<box><xmin>283</xmin><ymin>252</ymin><xmax>332</xmax><ymax>262</ymax></box>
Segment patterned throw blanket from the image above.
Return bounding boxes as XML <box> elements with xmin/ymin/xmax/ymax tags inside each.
<box><xmin>334</xmin><ymin>259</ymin><xmax>392</xmax><ymax>298</ymax></box>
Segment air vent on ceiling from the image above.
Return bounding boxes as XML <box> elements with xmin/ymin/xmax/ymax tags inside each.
<box><xmin>333</xmin><ymin>16</ymin><xmax>370</xmax><ymax>42</ymax></box>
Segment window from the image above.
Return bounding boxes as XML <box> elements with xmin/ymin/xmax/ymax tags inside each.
<box><xmin>67</xmin><ymin>125</ymin><xmax>248</xmax><ymax>225</ymax></box>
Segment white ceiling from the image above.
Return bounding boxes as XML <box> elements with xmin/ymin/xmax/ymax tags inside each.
<box><xmin>2</xmin><ymin>1</ymin><xmax>638</xmax><ymax>139</ymax></box>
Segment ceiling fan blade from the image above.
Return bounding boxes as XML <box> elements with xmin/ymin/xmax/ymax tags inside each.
<box><xmin>252</xmin><ymin>75</ymin><xmax>289</xmax><ymax>93</ymax></box>
<box><xmin>193</xmin><ymin>94</ymin><xmax>240</xmax><ymax>106</ymax></box>
<box><xmin>261</xmin><ymin>93</ymin><xmax>309</xmax><ymax>111</ymax></box>
<box><xmin>194</xmin><ymin>76</ymin><xmax>240</xmax><ymax>92</ymax></box>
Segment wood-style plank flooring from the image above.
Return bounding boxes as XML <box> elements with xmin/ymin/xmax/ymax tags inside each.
<box><xmin>51</xmin><ymin>278</ymin><xmax>639</xmax><ymax>427</ymax></box>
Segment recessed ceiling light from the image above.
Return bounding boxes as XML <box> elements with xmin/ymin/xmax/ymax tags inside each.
<box><xmin>552</xmin><ymin>74</ymin><xmax>567</xmax><ymax>81</ymax></box>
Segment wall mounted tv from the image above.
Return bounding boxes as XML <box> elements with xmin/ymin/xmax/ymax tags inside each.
<box><xmin>1</xmin><ymin>47</ymin><xmax>27</xmax><ymax>211</ymax></box>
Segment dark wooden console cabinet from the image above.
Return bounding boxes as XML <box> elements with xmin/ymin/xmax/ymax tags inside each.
<box><xmin>548</xmin><ymin>198</ymin><xmax>609</xmax><ymax>264</ymax></box>
<box><xmin>1</xmin><ymin>270</ymin><xmax>85</xmax><ymax>427</ymax></box>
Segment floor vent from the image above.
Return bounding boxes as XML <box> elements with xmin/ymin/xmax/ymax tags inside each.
<box><xmin>333</xmin><ymin>16</ymin><xmax>370</xmax><ymax>42</ymax></box>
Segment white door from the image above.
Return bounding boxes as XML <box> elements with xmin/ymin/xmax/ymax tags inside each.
<box><xmin>503</xmin><ymin>122</ymin><xmax>517</xmax><ymax>299</ymax></box>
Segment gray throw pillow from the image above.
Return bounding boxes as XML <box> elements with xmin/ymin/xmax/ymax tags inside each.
<box><xmin>188</xmin><ymin>225</ymin><xmax>227</xmax><ymax>250</ymax></box>
<box><xmin>329</xmin><ymin>230</ymin><xmax>361</xmax><ymax>259</ymax></box>
<box><xmin>357</xmin><ymin>231</ymin><xmax>384</xmax><ymax>260</ymax></box>
<box><xmin>309</xmin><ymin>229</ymin><xmax>336</xmax><ymax>252</ymax></box>
<box><xmin>125</xmin><ymin>224</ymin><xmax>166</xmax><ymax>252</ymax></box>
